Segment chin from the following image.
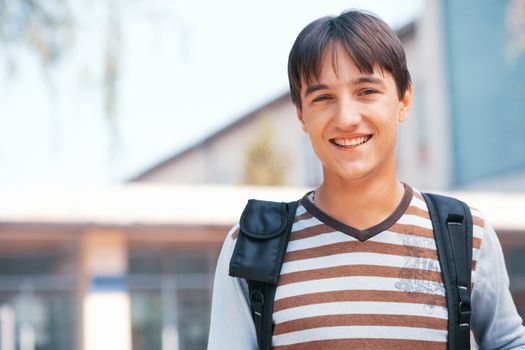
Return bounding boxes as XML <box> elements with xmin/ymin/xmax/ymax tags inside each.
<box><xmin>323</xmin><ymin>164</ymin><xmax>374</xmax><ymax>183</ymax></box>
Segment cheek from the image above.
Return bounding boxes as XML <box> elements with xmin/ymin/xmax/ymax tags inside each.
<box><xmin>307</xmin><ymin>119</ymin><xmax>327</xmax><ymax>139</ymax></box>
<box><xmin>300</xmin><ymin>110</ymin><xmax>321</xmax><ymax>134</ymax></box>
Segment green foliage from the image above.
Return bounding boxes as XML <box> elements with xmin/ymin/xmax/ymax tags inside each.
<box><xmin>243</xmin><ymin>120</ymin><xmax>288</xmax><ymax>186</ymax></box>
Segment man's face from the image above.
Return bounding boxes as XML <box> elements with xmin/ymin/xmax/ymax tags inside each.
<box><xmin>296</xmin><ymin>42</ymin><xmax>411</xmax><ymax>184</ymax></box>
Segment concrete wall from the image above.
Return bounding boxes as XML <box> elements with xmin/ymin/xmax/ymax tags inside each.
<box><xmin>396</xmin><ymin>1</ymin><xmax>451</xmax><ymax>190</ymax></box>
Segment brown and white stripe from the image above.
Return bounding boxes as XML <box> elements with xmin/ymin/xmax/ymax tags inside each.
<box><xmin>270</xmin><ymin>187</ymin><xmax>485</xmax><ymax>349</ymax></box>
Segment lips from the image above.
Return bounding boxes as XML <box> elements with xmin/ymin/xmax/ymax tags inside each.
<box><xmin>330</xmin><ymin>135</ymin><xmax>372</xmax><ymax>148</ymax></box>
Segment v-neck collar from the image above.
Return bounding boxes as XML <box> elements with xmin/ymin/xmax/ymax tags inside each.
<box><xmin>300</xmin><ymin>184</ymin><xmax>413</xmax><ymax>242</ymax></box>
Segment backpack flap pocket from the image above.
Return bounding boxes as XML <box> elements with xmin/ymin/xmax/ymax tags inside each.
<box><xmin>229</xmin><ymin>200</ymin><xmax>291</xmax><ymax>284</ymax></box>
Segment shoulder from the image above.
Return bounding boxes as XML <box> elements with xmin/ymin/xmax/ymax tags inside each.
<box><xmin>228</xmin><ymin>223</ymin><xmax>241</xmax><ymax>241</ymax></box>
<box><xmin>414</xmin><ymin>188</ymin><xmax>486</xmax><ymax>225</ymax></box>
<box><xmin>469</xmin><ymin>207</ymin><xmax>489</xmax><ymax>284</ymax></box>
<box><xmin>412</xmin><ymin>188</ymin><xmax>488</xmax><ymax>249</ymax></box>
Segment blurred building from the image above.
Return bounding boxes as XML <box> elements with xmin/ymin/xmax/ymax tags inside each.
<box><xmin>0</xmin><ymin>185</ymin><xmax>524</xmax><ymax>350</ymax></box>
<box><xmin>410</xmin><ymin>0</ymin><xmax>525</xmax><ymax>191</ymax></box>
<box><xmin>0</xmin><ymin>185</ymin><xmax>302</xmax><ymax>350</ymax></box>
<box><xmin>130</xmin><ymin>0</ymin><xmax>525</xmax><ymax>192</ymax></box>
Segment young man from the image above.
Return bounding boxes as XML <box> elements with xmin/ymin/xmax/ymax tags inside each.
<box><xmin>208</xmin><ymin>10</ymin><xmax>525</xmax><ymax>349</ymax></box>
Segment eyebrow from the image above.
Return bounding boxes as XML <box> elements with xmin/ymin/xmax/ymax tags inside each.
<box><xmin>304</xmin><ymin>84</ymin><xmax>330</xmax><ymax>98</ymax></box>
<box><xmin>352</xmin><ymin>76</ymin><xmax>386</xmax><ymax>87</ymax></box>
<box><xmin>303</xmin><ymin>76</ymin><xmax>386</xmax><ymax>98</ymax></box>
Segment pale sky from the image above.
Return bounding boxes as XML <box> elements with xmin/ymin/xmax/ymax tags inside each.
<box><xmin>0</xmin><ymin>0</ymin><xmax>422</xmax><ymax>185</ymax></box>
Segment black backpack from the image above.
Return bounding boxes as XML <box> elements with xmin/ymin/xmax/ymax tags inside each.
<box><xmin>229</xmin><ymin>193</ymin><xmax>473</xmax><ymax>350</ymax></box>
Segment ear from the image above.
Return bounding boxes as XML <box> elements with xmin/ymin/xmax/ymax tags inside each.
<box><xmin>398</xmin><ymin>84</ymin><xmax>412</xmax><ymax>123</ymax></box>
<box><xmin>296</xmin><ymin>106</ymin><xmax>308</xmax><ymax>133</ymax></box>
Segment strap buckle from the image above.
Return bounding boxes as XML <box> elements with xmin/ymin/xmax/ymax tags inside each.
<box><xmin>250</xmin><ymin>290</ymin><xmax>265</xmax><ymax>316</ymax></box>
<box><xmin>458</xmin><ymin>285</ymin><xmax>471</xmax><ymax>328</ymax></box>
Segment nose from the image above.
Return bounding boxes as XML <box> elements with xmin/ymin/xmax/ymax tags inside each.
<box><xmin>333</xmin><ymin>97</ymin><xmax>362</xmax><ymax>129</ymax></box>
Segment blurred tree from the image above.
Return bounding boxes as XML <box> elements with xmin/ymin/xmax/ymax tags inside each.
<box><xmin>0</xmin><ymin>0</ymin><xmax>72</xmax><ymax>152</ymax></box>
<box><xmin>0</xmin><ymin>0</ymin><xmax>73</xmax><ymax>67</ymax></box>
<box><xmin>0</xmin><ymin>0</ymin><xmax>188</xmax><ymax>156</ymax></box>
<box><xmin>104</xmin><ymin>0</ymin><xmax>122</xmax><ymax>155</ymax></box>
<box><xmin>243</xmin><ymin>120</ymin><xmax>288</xmax><ymax>186</ymax></box>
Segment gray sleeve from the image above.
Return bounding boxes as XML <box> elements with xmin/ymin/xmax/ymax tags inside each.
<box><xmin>471</xmin><ymin>222</ymin><xmax>525</xmax><ymax>349</ymax></box>
<box><xmin>207</xmin><ymin>225</ymin><xmax>258</xmax><ymax>350</ymax></box>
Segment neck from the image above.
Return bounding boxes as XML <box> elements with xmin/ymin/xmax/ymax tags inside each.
<box><xmin>314</xmin><ymin>174</ymin><xmax>406</xmax><ymax>230</ymax></box>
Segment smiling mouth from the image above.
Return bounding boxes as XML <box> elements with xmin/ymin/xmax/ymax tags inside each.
<box><xmin>330</xmin><ymin>135</ymin><xmax>372</xmax><ymax>149</ymax></box>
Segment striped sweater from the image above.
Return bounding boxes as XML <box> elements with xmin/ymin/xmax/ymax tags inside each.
<box><xmin>208</xmin><ymin>186</ymin><xmax>525</xmax><ymax>350</ymax></box>
<box><xmin>270</xmin><ymin>187</ymin><xmax>482</xmax><ymax>349</ymax></box>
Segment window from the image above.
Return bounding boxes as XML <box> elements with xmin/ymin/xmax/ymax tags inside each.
<box><xmin>128</xmin><ymin>246</ymin><xmax>215</xmax><ymax>350</ymax></box>
<box><xmin>0</xmin><ymin>239</ymin><xmax>78</xmax><ymax>350</ymax></box>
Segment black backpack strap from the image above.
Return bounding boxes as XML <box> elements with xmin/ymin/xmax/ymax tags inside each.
<box><xmin>247</xmin><ymin>281</ymin><xmax>278</xmax><ymax>350</ymax></box>
<box><xmin>229</xmin><ymin>199</ymin><xmax>299</xmax><ymax>350</ymax></box>
<box><xmin>422</xmin><ymin>193</ymin><xmax>473</xmax><ymax>350</ymax></box>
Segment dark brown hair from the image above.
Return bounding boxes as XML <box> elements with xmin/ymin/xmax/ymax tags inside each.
<box><xmin>288</xmin><ymin>10</ymin><xmax>411</xmax><ymax>108</ymax></box>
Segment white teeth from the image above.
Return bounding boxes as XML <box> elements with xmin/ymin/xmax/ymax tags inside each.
<box><xmin>333</xmin><ymin>136</ymin><xmax>370</xmax><ymax>147</ymax></box>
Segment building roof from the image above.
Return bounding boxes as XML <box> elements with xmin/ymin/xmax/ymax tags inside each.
<box><xmin>0</xmin><ymin>185</ymin><xmax>306</xmax><ymax>227</ymax></box>
<box><xmin>129</xmin><ymin>92</ymin><xmax>291</xmax><ymax>182</ymax></box>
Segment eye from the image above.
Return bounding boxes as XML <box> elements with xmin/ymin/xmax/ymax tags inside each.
<box><xmin>312</xmin><ymin>95</ymin><xmax>331</xmax><ymax>103</ymax></box>
<box><xmin>359</xmin><ymin>88</ymin><xmax>378</xmax><ymax>96</ymax></box>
